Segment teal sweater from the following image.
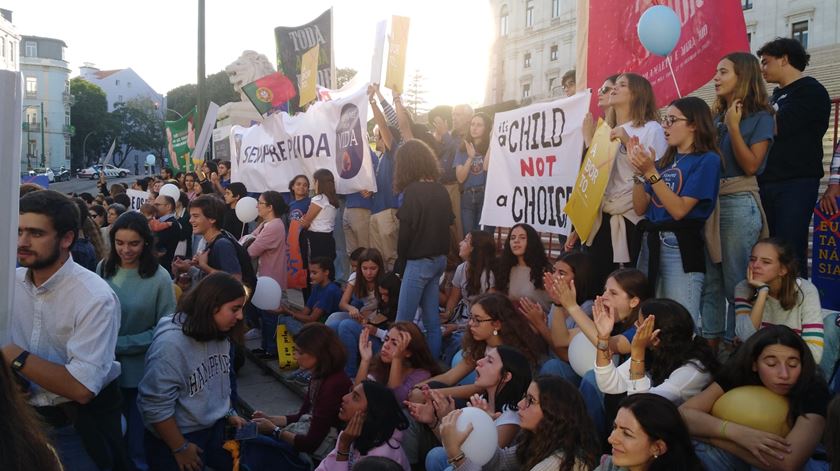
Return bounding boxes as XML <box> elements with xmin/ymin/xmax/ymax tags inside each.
<box><xmin>99</xmin><ymin>263</ymin><xmax>176</xmax><ymax>388</ymax></box>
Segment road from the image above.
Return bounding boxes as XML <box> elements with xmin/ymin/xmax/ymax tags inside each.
<box><xmin>48</xmin><ymin>175</ymin><xmax>144</xmax><ymax>196</ymax></box>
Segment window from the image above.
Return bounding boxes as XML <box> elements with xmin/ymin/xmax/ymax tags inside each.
<box><xmin>524</xmin><ymin>52</ymin><xmax>531</xmax><ymax>68</ymax></box>
<box><xmin>118</xmin><ymin>95</ymin><xmax>123</xmax><ymax>102</ymax></box>
<box><xmin>522</xmin><ymin>83</ymin><xmax>531</xmax><ymax>98</ymax></box>
<box><xmin>25</xmin><ymin>76</ymin><xmax>37</xmax><ymax>97</ymax></box>
<box><xmin>792</xmin><ymin>21</ymin><xmax>808</xmax><ymax>48</ymax></box>
<box><xmin>24</xmin><ymin>41</ymin><xmax>37</xmax><ymax>57</ymax></box>
<box><xmin>742</xmin><ymin>0</ymin><xmax>752</xmax><ymax>10</ymax></box>
<box><xmin>115</xmin><ymin>79</ymin><xmax>120</xmax><ymax>86</ymax></box>
<box><xmin>552</xmin><ymin>0</ymin><xmax>561</xmax><ymax>17</ymax></box>
<box><xmin>127</xmin><ymin>81</ymin><xmax>132</xmax><ymax>88</ymax></box>
<box><xmin>550</xmin><ymin>45</ymin><xmax>558</xmax><ymax>61</ymax></box>
<box><xmin>1</xmin><ymin>37</ymin><xmax>4</xmax><ymax>57</ymax></box>
<box><xmin>525</xmin><ymin>0</ymin><xmax>534</xmax><ymax>27</ymax></box>
<box><xmin>500</xmin><ymin>13</ymin><xmax>509</xmax><ymax>36</ymax></box>
<box><xmin>747</xmin><ymin>32</ymin><xmax>752</xmax><ymax>46</ymax></box>
<box><xmin>548</xmin><ymin>77</ymin><xmax>557</xmax><ymax>92</ymax></box>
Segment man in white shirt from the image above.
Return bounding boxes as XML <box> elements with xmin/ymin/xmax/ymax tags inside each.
<box><xmin>4</xmin><ymin>190</ymin><xmax>124</xmax><ymax>470</ymax></box>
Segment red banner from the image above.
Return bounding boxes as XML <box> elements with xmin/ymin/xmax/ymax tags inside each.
<box><xmin>586</xmin><ymin>0</ymin><xmax>749</xmax><ymax>108</ymax></box>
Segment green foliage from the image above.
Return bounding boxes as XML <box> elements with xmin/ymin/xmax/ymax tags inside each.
<box><xmin>336</xmin><ymin>67</ymin><xmax>357</xmax><ymax>88</ymax></box>
<box><xmin>69</xmin><ymin>77</ymin><xmax>109</xmax><ymax>169</ymax></box>
<box><xmin>166</xmin><ymin>70</ymin><xmax>239</xmax><ymax>119</ymax></box>
<box><xmin>108</xmin><ymin>97</ymin><xmax>166</xmax><ymax>168</ymax></box>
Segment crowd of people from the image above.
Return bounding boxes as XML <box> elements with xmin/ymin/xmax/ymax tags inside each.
<box><xmin>4</xmin><ymin>36</ymin><xmax>840</xmax><ymax>471</ymax></box>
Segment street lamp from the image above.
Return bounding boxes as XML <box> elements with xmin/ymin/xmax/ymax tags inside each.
<box><xmin>22</xmin><ymin>104</ymin><xmax>45</xmax><ymax>169</ymax></box>
<box><xmin>82</xmin><ymin>131</ymin><xmax>95</xmax><ymax>168</ymax></box>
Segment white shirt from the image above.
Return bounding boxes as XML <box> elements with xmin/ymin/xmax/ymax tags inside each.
<box><xmin>604</xmin><ymin>120</ymin><xmax>668</xmax><ymax>201</ymax></box>
<box><xmin>594</xmin><ymin>358</ymin><xmax>711</xmax><ymax>405</ymax></box>
<box><xmin>12</xmin><ymin>255</ymin><xmax>122</xmax><ymax>406</ymax></box>
<box><xmin>309</xmin><ymin>194</ymin><xmax>337</xmax><ymax>233</ymax></box>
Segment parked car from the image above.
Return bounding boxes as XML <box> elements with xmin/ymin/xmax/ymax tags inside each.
<box><xmin>51</xmin><ymin>166</ymin><xmax>70</xmax><ymax>182</ymax></box>
<box><xmin>77</xmin><ymin>164</ymin><xmax>131</xmax><ymax>179</ymax></box>
<box><xmin>30</xmin><ymin>167</ymin><xmax>55</xmax><ymax>183</ymax></box>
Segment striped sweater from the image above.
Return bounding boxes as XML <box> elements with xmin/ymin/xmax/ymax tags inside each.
<box><xmin>734</xmin><ymin>278</ymin><xmax>824</xmax><ymax>363</ymax></box>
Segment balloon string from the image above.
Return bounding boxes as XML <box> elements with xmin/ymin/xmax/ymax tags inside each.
<box><xmin>666</xmin><ymin>56</ymin><xmax>682</xmax><ymax>98</ymax></box>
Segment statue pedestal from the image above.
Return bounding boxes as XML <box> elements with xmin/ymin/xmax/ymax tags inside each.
<box><xmin>213</xmin><ymin>102</ymin><xmax>263</xmax><ymax>161</ymax></box>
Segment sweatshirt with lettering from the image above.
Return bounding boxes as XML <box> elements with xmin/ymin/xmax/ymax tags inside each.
<box><xmin>138</xmin><ymin>314</ymin><xmax>232</xmax><ymax>435</ymax></box>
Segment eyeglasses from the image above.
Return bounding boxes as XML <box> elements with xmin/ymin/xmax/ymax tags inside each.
<box><xmin>598</xmin><ymin>85</ymin><xmax>614</xmax><ymax>95</ymax></box>
<box><xmin>661</xmin><ymin>115</ymin><xmax>688</xmax><ymax>127</ymax></box>
<box><xmin>467</xmin><ymin>316</ymin><xmax>494</xmax><ymax>324</ymax></box>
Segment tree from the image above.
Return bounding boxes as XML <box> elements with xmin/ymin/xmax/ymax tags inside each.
<box><xmin>69</xmin><ymin>77</ymin><xmax>110</xmax><ymax>170</ymax></box>
<box><xmin>405</xmin><ymin>69</ymin><xmax>429</xmax><ymax>117</ymax></box>
<box><xmin>109</xmin><ymin>97</ymin><xmax>165</xmax><ymax>168</ymax></box>
<box><xmin>336</xmin><ymin>67</ymin><xmax>357</xmax><ymax>88</ymax></box>
<box><xmin>166</xmin><ymin>70</ymin><xmax>239</xmax><ymax>119</ymax></box>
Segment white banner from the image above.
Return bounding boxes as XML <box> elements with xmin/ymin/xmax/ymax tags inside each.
<box><xmin>126</xmin><ymin>189</ymin><xmax>151</xmax><ymax>211</ymax></box>
<box><xmin>230</xmin><ymin>86</ymin><xmax>376</xmax><ymax>194</ymax></box>
<box><xmin>480</xmin><ymin>91</ymin><xmax>591</xmax><ymax>234</ymax></box>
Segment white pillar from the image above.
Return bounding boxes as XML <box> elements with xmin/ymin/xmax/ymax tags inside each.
<box><xmin>0</xmin><ymin>71</ymin><xmax>22</xmax><ymax>342</ymax></box>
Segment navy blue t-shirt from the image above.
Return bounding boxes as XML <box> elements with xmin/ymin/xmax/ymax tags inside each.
<box><xmin>288</xmin><ymin>197</ymin><xmax>311</xmax><ymax>223</ymax></box>
<box><xmin>645</xmin><ymin>151</ymin><xmax>721</xmax><ymax>223</ymax></box>
<box><xmin>371</xmin><ymin>149</ymin><xmax>400</xmax><ymax>214</ymax></box>
<box><xmin>453</xmin><ymin>149</ymin><xmax>487</xmax><ymax>189</ymax></box>
<box><xmin>306</xmin><ymin>282</ymin><xmax>343</xmax><ymax>321</ymax></box>
<box><xmin>208</xmin><ymin>237</ymin><xmax>241</xmax><ymax>275</ymax></box>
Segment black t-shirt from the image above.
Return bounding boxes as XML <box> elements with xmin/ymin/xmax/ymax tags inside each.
<box><xmin>396</xmin><ymin>181</ymin><xmax>454</xmax><ymax>264</ymax></box>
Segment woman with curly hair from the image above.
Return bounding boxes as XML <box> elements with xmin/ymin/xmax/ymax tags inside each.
<box><xmin>495</xmin><ymin>223</ymin><xmax>553</xmax><ymax>311</ymax></box>
<box><xmin>440</xmin><ymin>375</ymin><xmax>599</xmax><ymax>471</ymax></box>
<box><xmin>393</xmin><ymin>138</ymin><xmax>454</xmax><ymax>358</ymax></box>
<box><xmin>594</xmin><ymin>298</ymin><xmax>719</xmax><ymax>404</ymax></box>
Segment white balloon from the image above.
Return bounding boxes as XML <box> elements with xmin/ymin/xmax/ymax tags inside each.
<box><xmin>159</xmin><ymin>183</ymin><xmax>181</xmax><ymax>200</ymax></box>
<box><xmin>236</xmin><ymin>196</ymin><xmax>259</xmax><ymax>223</ymax></box>
<box><xmin>251</xmin><ymin>276</ymin><xmax>282</xmax><ymax>310</ymax></box>
<box><xmin>456</xmin><ymin>407</ymin><xmax>497</xmax><ymax>466</ymax></box>
<box><xmin>145</xmin><ymin>154</ymin><xmax>156</xmax><ymax>166</ymax></box>
<box><xmin>569</xmin><ymin>332</ymin><xmax>597</xmax><ymax>377</ymax></box>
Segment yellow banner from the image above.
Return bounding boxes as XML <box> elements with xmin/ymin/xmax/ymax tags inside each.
<box><xmin>563</xmin><ymin>119</ymin><xmax>620</xmax><ymax>242</ymax></box>
<box><xmin>385</xmin><ymin>15</ymin><xmax>410</xmax><ymax>93</ymax></box>
<box><xmin>299</xmin><ymin>44</ymin><xmax>320</xmax><ymax>106</ymax></box>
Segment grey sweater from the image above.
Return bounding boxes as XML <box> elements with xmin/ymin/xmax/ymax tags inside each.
<box><xmin>138</xmin><ymin>314</ymin><xmax>232</xmax><ymax>435</ymax></box>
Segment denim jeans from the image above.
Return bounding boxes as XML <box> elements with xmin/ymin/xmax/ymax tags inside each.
<box><xmin>122</xmin><ymin>387</ymin><xmax>148</xmax><ymax>471</ymax></box>
<box><xmin>460</xmin><ymin>186</ymin><xmax>494</xmax><ymax>234</ymax></box>
<box><xmin>701</xmin><ymin>193</ymin><xmax>763</xmax><ymax>340</ymax></box>
<box><xmin>450</xmin><ymin>349</ymin><xmax>477</xmax><ymax>386</ymax></box>
<box><xmin>325</xmin><ymin>312</ymin><xmax>381</xmax><ymax>377</ymax></box>
<box><xmin>694</xmin><ymin>440</ymin><xmax>828</xmax><ymax>471</ymax></box>
<box><xmin>50</xmin><ymin>423</ymin><xmax>105</xmax><ymax>471</ymax></box>
<box><xmin>759</xmin><ymin>177</ymin><xmax>820</xmax><ymax>277</ymax></box>
<box><xmin>145</xmin><ymin>419</ymin><xmax>232</xmax><ymax>471</ymax></box>
<box><xmin>638</xmin><ymin>232</ymin><xmax>705</xmax><ymax>332</ymax></box>
<box><xmin>397</xmin><ymin>255</ymin><xmax>447</xmax><ymax>358</ymax></box>
<box><xmin>259</xmin><ymin>308</ymin><xmax>278</xmax><ymax>353</ymax></box>
<box><xmin>539</xmin><ymin>359</ymin><xmax>582</xmax><ymax>386</ymax></box>
<box><xmin>580</xmin><ymin>370</ymin><xmax>607</xmax><ymax>442</ymax></box>
<box><xmin>441</xmin><ymin>330</ymin><xmax>464</xmax><ymax>366</ymax></box>
<box><xmin>277</xmin><ymin>316</ymin><xmax>305</xmax><ymax>336</ymax></box>
<box><xmin>426</xmin><ymin>446</ymin><xmax>449</xmax><ymax>471</ymax></box>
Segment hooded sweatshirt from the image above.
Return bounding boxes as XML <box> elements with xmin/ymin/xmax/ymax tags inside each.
<box><xmin>138</xmin><ymin>314</ymin><xmax>232</xmax><ymax>435</ymax></box>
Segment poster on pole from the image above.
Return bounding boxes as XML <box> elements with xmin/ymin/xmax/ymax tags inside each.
<box><xmin>385</xmin><ymin>16</ymin><xmax>410</xmax><ymax>94</ymax></box>
<box><xmin>275</xmin><ymin>8</ymin><xmax>333</xmax><ymax>112</ymax></box>
<box><xmin>229</xmin><ymin>85</ymin><xmax>377</xmax><ymax>195</ymax></box>
<box><xmin>586</xmin><ymin>0</ymin><xmax>749</xmax><ymax>108</ymax></box>
<box><xmin>299</xmin><ymin>45</ymin><xmax>320</xmax><ymax>106</ymax></box>
<box><xmin>370</xmin><ymin>20</ymin><xmax>387</xmax><ymax>84</ymax></box>
<box><xmin>564</xmin><ymin>119</ymin><xmax>621</xmax><ymax>242</ymax></box>
<box><xmin>480</xmin><ymin>92</ymin><xmax>590</xmax><ymax>234</ymax></box>
<box><xmin>165</xmin><ymin>107</ymin><xmax>197</xmax><ymax>172</ymax></box>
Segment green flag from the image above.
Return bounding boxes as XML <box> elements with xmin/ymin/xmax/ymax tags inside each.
<box><xmin>164</xmin><ymin>107</ymin><xmax>197</xmax><ymax>172</ymax></box>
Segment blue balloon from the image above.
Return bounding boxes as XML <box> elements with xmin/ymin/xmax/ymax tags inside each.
<box><xmin>637</xmin><ymin>5</ymin><xmax>681</xmax><ymax>57</ymax></box>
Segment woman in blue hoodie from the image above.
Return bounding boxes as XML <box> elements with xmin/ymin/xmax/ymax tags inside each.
<box><xmin>138</xmin><ymin>273</ymin><xmax>248</xmax><ymax>471</ymax></box>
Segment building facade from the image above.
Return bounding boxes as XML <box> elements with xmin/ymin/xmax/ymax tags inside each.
<box><xmin>0</xmin><ymin>9</ymin><xmax>19</xmax><ymax>72</ymax></box>
<box><xmin>485</xmin><ymin>0</ymin><xmax>840</xmax><ymax>106</ymax></box>
<box><xmin>79</xmin><ymin>65</ymin><xmax>165</xmax><ymax>113</ymax></box>
<box><xmin>20</xmin><ymin>35</ymin><xmax>72</xmax><ymax>171</ymax></box>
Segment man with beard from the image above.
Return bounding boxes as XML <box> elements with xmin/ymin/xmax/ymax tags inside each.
<box><xmin>4</xmin><ymin>190</ymin><xmax>125</xmax><ymax>470</ymax></box>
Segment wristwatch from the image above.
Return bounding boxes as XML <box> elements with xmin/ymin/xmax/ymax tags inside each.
<box><xmin>272</xmin><ymin>426</ymin><xmax>282</xmax><ymax>439</ymax></box>
<box><xmin>11</xmin><ymin>350</ymin><xmax>30</xmax><ymax>371</ymax></box>
<box><xmin>646</xmin><ymin>174</ymin><xmax>662</xmax><ymax>185</ymax></box>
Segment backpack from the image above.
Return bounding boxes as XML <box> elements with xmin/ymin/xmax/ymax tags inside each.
<box><xmin>208</xmin><ymin>230</ymin><xmax>258</xmax><ymax>290</ymax></box>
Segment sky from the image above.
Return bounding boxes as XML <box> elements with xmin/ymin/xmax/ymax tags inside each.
<box><xmin>7</xmin><ymin>0</ymin><xmax>495</xmax><ymax>108</ymax></box>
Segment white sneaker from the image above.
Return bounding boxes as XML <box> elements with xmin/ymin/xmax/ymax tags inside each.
<box><xmin>244</xmin><ymin>328</ymin><xmax>262</xmax><ymax>340</ymax></box>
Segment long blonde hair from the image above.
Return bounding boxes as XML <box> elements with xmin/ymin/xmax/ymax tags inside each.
<box><xmin>712</xmin><ymin>53</ymin><xmax>774</xmax><ymax>117</ymax></box>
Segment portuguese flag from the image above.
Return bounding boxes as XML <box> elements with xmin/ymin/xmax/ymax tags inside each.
<box><xmin>242</xmin><ymin>72</ymin><xmax>297</xmax><ymax>115</ymax></box>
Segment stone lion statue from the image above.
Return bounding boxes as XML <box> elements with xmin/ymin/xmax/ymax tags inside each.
<box><xmin>225</xmin><ymin>51</ymin><xmax>276</xmax><ymax>102</ymax></box>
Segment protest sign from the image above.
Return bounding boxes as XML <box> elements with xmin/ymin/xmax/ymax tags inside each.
<box><xmin>275</xmin><ymin>8</ymin><xmax>333</xmax><ymax>112</ymax></box>
<box><xmin>165</xmin><ymin>107</ymin><xmax>196</xmax><ymax>172</ymax></box>
<box><xmin>812</xmin><ymin>201</ymin><xmax>840</xmax><ymax>311</ymax></box>
<box><xmin>480</xmin><ymin>91</ymin><xmax>590</xmax><ymax>234</ymax></box>
<box><xmin>126</xmin><ymin>189</ymin><xmax>151</xmax><ymax>211</ymax></box>
<box><xmin>299</xmin><ymin>44</ymin><xmax>320</xmax><ymax>106</ymax></box>
<box><xmin>370</xmin><ymin>20</ymin><xmax>387</xmax><ymax>84</ymax></box>
<box><xmin>229</xmin><ymin>85</ymin><xmax>376</xmax><ymax>195</ymax></box>
<box><xmin>385</xmin><ymin>16</ymin><xmax>410</xmax><ymax>93</ymax></box>
<box><xmin>586</xmin><ymin>0</ymin><xmax>748</xmax><ymax>107</ymax></box>
<box><xmin>564</xmin><ymin>119</ymin><xmax>621</xmax><ymax>242</ymax></box>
